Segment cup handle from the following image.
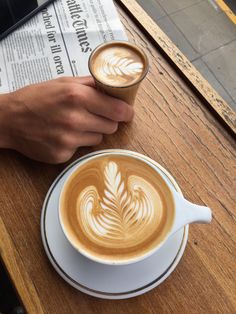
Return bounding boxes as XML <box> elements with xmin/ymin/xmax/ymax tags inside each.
<box><xmin>170</xmin><ymin>190</ymin><xmax>212</xmax><ymax>236</ymax></box>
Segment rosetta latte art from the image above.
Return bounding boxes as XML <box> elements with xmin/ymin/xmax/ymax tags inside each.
<box><xmin>97</xmin><ymin>50</ymin><xmax>143</xmax><ymax>84</ymax></box>
<box><xmin>77</xmin><ymin>161</ymin><xmax>162</xmax><ymax>246</ymax></box>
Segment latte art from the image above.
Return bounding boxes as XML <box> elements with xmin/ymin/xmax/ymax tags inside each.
<box><xmin>90</xmin><ymin>43</ymin><xmax>145</xmax><ymax>87</ymax></box>
<box><xmin>95</xmin><ymin>51</ymin><xmax>143</xmax><ymax>85</ymax></box>
<box><xmin>60</xmin><ymin>155</ymin><xmax>175</xmax><ymax>263</ymax></box>
<box><xmin>78</xmin><ymin>162</ymin><xmax>162</xmax><ymax>247</ymax></box>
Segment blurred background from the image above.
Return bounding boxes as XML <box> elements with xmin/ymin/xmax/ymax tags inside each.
<box><xmin>136</xmin><ymin>0</ymin><xmax>236</xmax><ymax>111</ymax></box>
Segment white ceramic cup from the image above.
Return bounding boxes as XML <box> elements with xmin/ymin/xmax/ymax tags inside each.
<box><xmin>59</xmin><ymin>150</ymin><xmax>212</xmax><ymax>265</ymax></box>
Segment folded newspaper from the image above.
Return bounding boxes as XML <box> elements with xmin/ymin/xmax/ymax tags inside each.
<box><xmin>0</xmin><ymin>0</ymin><xmax>127</xmax><ymax>94</ymax></box>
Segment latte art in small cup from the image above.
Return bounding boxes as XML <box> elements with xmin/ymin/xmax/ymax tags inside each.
<box><xmin>88</xmin><ymin>41</ymin><xmax>149</xmax><ymax>105</ymax></box>
<box><xmin>92</xmin><ymin>47</ymin><xmax>144</xmax><ymax>86</ymax></box>
<box><xmin>59</xmin><ymin>154</ymin><xmax>175</xmax><ymax>264</ymax></box>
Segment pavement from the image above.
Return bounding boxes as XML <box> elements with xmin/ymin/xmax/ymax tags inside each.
<box><xmin>136</xmin><ymin>0</ymin><xmax>236</xmax><ymax>111</ymax></box>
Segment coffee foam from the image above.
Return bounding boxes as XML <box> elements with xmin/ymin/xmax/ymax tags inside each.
<box><xmin>90</xmin><ymin>44</ymin><xmax>145</xmax><ymax>87</ymax></box>
<box><xmin>60</xmin><ymin>155</ymin><xmax>175</xmax><ymax>263</ymax></box>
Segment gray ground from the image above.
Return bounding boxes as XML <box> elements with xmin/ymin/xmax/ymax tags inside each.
<box><xmin>136</xmin><ymin>0</ymin><xmax>236</xmax><ymax>111</ymax></box>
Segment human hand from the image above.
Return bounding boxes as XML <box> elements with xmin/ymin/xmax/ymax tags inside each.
<box><xmin>0</xmin><ymin>76</ymin><xmax>134</xmax><ymax>163</ymax></box>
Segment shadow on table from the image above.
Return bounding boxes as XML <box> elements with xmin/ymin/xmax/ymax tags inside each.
<box><xmin>0</xmin><ymin>257</ymin><xmax>25</xmax><ymax>314</ymax></box>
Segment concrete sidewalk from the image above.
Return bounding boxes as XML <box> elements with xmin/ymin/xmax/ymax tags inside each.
<box><xmin>137</xmin><ymin>0</ymin><xmax>236</xmax><ymax>111</ymax></box>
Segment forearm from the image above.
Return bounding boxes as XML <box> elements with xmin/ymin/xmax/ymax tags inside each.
<box><xmin>0</xmin><ymin>93</ymin><xmax>14</xmax><ymax>149</ymax></box>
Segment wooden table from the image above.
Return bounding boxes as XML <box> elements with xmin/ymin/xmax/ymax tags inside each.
<box><xmin>0</xmin><ymin>1</ymin><xmax>235</xmax><ymax>313</ymax></box>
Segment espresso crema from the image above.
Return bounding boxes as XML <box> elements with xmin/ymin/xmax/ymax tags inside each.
<box><xmin>60</xmin><ymin>155</ymin><xmax>175</xmax><ymax>263</ymax></box>
<box><xmin>89</xmin><ymin>42</ymin><xmax>145</xmax><ymax>87</ymax></box>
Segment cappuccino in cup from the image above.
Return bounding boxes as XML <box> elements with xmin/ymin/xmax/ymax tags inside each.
<box><xmin>88</xmin><ymin>41</ymin><xmax>149</xmax><ymax>105</ymax></box>
<box><xmin>60</xmin><ymin>153</ymin><xmax>174</xmax><ymax>264</ymax></box>
<box><xmin>59</xmin><ymin>151</ymin><xmax>212</xmax><ymax>265</ymax></box>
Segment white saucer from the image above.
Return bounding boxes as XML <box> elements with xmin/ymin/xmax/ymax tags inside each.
<box><xmin>41</xmin><ymin>150</ymin><xmax>188</xmax><ymax>299</ymax></box>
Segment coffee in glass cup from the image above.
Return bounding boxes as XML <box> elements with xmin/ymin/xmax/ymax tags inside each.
<box><xmin>88</xmin><ymin>41</ymin><xmax>149</xmax><ymax>105</ymax></box>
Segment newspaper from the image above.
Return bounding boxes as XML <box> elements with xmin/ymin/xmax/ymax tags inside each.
<box><xmin>0</xmin><ymin>0</ymin><xmax>127</xmax><ymax>94</ymax></box>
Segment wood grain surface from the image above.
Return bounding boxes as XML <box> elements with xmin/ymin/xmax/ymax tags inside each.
<box><xmin>117</xmin><ymin>0</ymin><xmax>236</xmax><ymax>135</ymax></box>
<box><xmin>0</xmin><ymin>3</ymin><xmax>235</xmax><ymax>314</ymax></box>
<box><xmin>0</xmin><ymin>218</ymin><xmax>44</xmax><ymax>313</ymax></box>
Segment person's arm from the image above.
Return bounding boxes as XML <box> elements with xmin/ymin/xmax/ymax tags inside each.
<box><xmin>0</xmin><ymin>76</ymin><xmax>133</xmax><ymax>163</ymax></box>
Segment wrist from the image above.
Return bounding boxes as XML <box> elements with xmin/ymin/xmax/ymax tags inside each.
<box><xmin>0</xmin><ymin>93</ymin><xmax>15</xmax><ymax>149</ymax></box>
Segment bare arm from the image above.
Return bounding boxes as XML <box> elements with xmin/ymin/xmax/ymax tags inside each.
<box><xmin>0</xmin><ymin>76</ymin><xmax>133</xmax><ymax>163</ymax></box>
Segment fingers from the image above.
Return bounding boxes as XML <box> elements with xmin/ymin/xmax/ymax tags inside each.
<box><xmin>57</xmin><ymin>76</ymin><xmax>134</xmax><ymax>122</ymax></box>
<box><xmin>77</xmin><ymin>132</ymin><xmax>103</xmax><ymax>147</ymax></box>
<box><xmin>80</xmin><ymin>85</ymin><xmax>134</xmax><ymax>122</ymax></box>
<box><xmin>47</xmin><ymin>130</ymin><xmax>102</xmax><ymax>163</ymax></box>
<box><xmin>67</xmin><ymin>110</ymin><xmax>118</xmax><ymax>135</ymax></box>
<box><xmin>56</xmin><ymin>76</ymin><xmax>96</xmax><ymax>87</ymax></box>
<box><xmin>56</xmin><ymin>131</ymin><xmax>103</xmax><ymax>148</ymax></box>
<box><xmin>73</xmin><ymin>76</ymin><xmax>96</xmax><ymax>87</ymax></box>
